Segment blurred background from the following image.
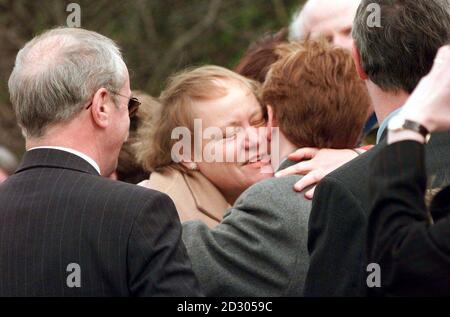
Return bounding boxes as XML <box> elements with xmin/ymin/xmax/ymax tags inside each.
<box><xmin>0</xmin><ymin>0</ymin><xmax>303</xmax><ymax>157</ymax></box>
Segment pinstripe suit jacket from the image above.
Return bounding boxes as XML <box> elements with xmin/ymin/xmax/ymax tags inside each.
<box><xmin>0</xmin><ymin>148</ymin><xmax>201</xmax><ymax>297</ymax></box>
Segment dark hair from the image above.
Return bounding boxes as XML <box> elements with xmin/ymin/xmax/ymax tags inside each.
<box><xmin>116</xmin><ymin>144</ymin><xmax>149</xmax><ymax>184</ymax></box>
<box><xmin>115</xmin><ymin>91</ymin><xmax>156</xmax><ymax>184</ymax></box>
<box><xmin>234</xmin><ymin>28</ymin><xmax>288</xmax><ymax>83</ymax></box>
<box><xmin>352</xmin><ymin>0</ymin><xmax>450</xmax><ymax>93</ymax></box>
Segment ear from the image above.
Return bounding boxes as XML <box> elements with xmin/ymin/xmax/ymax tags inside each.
<box><xmin>266</xmin><ymin>105</ymin><xmax>276</xmax><ymax>142</ymax></box>
<box><xmin>352</xmin><ymin>43</ymin><xmax>368</xmax><ymax>80</ymax></box>
<box><xmin>89</xmin><ymin>88</ymin><xmax>113</xmax><ymax>129</ymax></box>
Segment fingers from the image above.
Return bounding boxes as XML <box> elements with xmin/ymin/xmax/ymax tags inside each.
<box><xmin>305</xmin><ymin>187</ymin><xmax>316</xmax><ymax>200</ymax></box>
<box><xmin>275</xmin><ymin>161</ymin><xmax>314</xmax><ymax>177</ymax></box>
<box><xmin>293</xmin><ymin>170</ymin><xmax>324</xmax><ymax>192</ymax></box>
<box><xmin>287</xmin><ymin>147</ymin><xmax>320</xmax><ymax>161</ymax></box>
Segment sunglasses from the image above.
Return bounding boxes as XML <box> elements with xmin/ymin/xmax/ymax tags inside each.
<box><xmin>85</xmin><ymin>90</ymin><xmax>141</xmax><ymax>117</ymax></box>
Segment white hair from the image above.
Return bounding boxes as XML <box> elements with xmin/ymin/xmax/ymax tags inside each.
<box><xmin>288</xmin><ymin>0</ymin><xmax>361</xmax><ymax>41</ymax></box>
<box><xmin>289</xmin><ymin>6</ymin><xmax>306</xmax><ymax>41</ymax></box>
<box><xmin>8</xmin><ymin>27</ymin><xmax>127</xmax><ymax>138</ymax></box>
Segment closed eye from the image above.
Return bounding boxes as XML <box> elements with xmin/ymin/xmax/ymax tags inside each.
<box><xmin>251</xmin><ymin>117</ymin><xmax>266</xmax><ymax>127</ymax></box>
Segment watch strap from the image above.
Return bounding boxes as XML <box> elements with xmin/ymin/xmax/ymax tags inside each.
<box><xmin>403</xmin><ymin>119</ymin><xmax>430</xmax><ymax>140</ymax></box>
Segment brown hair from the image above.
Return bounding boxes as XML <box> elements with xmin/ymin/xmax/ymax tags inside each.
<box><xmin>135</xmin><ymin>66</ymin><xmax>261</xmax><ymax>173</ymax></box>
<box><xmin>234</xmin><ymin>29</ymin><xmax>288</xmax><ymax>83</ymax></box>
<box><xmin>262</xmin><ymin>40</ymin><xmax>369</xmax><ymax>149</ymax></box>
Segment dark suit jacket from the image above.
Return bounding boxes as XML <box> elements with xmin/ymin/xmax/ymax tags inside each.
<box><xmin>368</xmin><ymin>140</ymin><xmax>450</xmax><ymax>296</ymax></box>
<box><xmin>304</xmin><ymin>131</ymin><xmax>450</xmax><ymax>297</ymax></box>
<box><xmin>0</xmin><ymin>148</ymin><xmax>201</xmax><ymax>297</ymax></box>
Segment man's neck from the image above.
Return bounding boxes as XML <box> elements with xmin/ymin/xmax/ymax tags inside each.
<box><xmin>271</xmin><ymin>131</ymin><xmax>297</xmax><ymax>171</ymax></box>
<box><xmin>366</xmin><ymin>81</ymin><xmax>410</xmax><ymax>124</ymax></box>
<box><xmin>26</xmin><ymin>135</ymin><xmax>103</xmax><ymax>175</ymax></box>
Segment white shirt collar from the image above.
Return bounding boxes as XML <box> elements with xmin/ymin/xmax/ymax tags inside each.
<box><xmin>28</xmin><ymin>146</ymin><xmax>101</xmax><ymax>175</ymax></box>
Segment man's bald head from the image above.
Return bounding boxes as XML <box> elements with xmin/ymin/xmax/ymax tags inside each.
<box><xmin>8</xmin><ymin>27</ymin><xmax>127</xmax><ymax>138</ymax></box>
<box><xmin>289</xmin><ymin>0</ymin><xmax>360</xmax><ymax>51</ymax></box>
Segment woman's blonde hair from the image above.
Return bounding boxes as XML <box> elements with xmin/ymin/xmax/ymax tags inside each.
<box><xmin>135</xmin><ymin>65</ymin><xmax>261</xmax><ymax>173</ymax></box>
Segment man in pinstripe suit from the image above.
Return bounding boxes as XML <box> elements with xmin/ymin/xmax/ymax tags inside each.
<box><xmin>0</xmin><ymin>27</ymin><xmax>201</xmax><ymax>297</ymax></box>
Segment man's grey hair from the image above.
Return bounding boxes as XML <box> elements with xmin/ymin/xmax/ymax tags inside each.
<box><xmin>288</xmin><ymin>0</ymin><xmax>360</xmax><ymax>41</ymax></box>
<box><xmin>0</xmin><ymin>146</ymin><xmax>18</xmax><ymax>175</ymax></box>
<box><xmin>352</xmin><ymin>0</ymin><xmax>450</xmax><ymax>93</ymax></box>
<box><xmin>8</xmin><ymin>27</ymin><xmax>127</xmax><ymax>138</ymax></box>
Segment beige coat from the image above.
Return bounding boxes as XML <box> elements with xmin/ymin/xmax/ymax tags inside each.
<box><xmin>139</xmin><ymin>168</ymin><xmax>230</xmax><ymax>228</ymax></box>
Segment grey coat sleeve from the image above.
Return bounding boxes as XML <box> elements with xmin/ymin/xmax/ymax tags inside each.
<box><xmin>182</xmin><ymin>176</ymin><xmax>311</xmax><ymax>297</ymax></box>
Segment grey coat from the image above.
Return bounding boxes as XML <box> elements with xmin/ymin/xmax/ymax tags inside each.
<box><xmin>182</xmin><ymin>160</ymin><xmax>311</xmax><ymax>296</ymax></box>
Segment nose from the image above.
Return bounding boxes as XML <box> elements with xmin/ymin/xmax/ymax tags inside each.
<box><xmin>243</xmin><ymin>126</ymin><xmax>270</xmax><ymax>163</ymax></box>
<box><xmin>244</xmin><ymin>126</ymin><xmax>260</xmax><ymax>151</ymax></box>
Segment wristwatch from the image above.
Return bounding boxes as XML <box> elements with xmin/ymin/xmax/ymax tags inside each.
<box><xmin>388</xmin><ymin>115</ymin><xmax>431</xmax><ymax>143</ymax></box>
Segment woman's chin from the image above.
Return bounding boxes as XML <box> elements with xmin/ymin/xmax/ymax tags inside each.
<box><xmin>240</xmin><ymin>163</ymin><xmax>274</xmax><ymax>183</ymax></box>
<box><xmin>242</xmin><ymin>160</ymin><xmax>273</xmax><ymax>173</ymax></box>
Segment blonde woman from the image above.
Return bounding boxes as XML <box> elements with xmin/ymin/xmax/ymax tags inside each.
<box><xmin>135</xmin><ymin>66</ymin><xmax>273</xmax><ymax>228</ymax></box>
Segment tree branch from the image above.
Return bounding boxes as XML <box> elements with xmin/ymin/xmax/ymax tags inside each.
<box><xmin>145</xmin><ymin>0</ymin><xmax>223</xmax><ymax>92</ymax></box>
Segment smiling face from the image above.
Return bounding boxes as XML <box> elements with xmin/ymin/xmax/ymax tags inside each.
<box><xmin>192</xmin><ymin>79</ymin><xmax>273</xmax><ymax>204</ymax></box>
